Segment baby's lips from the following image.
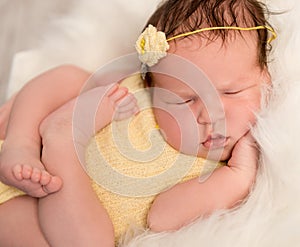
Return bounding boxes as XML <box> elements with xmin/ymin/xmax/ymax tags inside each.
<box><xmin>202</xmin><ymin>134</ymin><xmax>228</xmax><ymax>149</ymax></box>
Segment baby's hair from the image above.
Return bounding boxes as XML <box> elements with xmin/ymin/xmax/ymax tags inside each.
<box><xmin>144</xmin><ymin>0</ymin><xmax>273</xmax><ymax>86</ymax></box>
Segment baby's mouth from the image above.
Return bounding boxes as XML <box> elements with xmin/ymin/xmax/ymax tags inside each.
<box><xmin>201</xmin><ymin>134</ymin><xmax>229</xmax><ymax>149</ymax></box>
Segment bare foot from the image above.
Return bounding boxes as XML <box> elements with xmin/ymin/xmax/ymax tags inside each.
<box><xmin>0</xmin><ymin>95</ymin><xmax>62</xmax><ymax>197</ymax></box>
<box><xmin>0</xmin><ymin>143</ymin><xmax>62</xmax><ymax>197</ymax></box>
<box><xmin>12</xmin><ymin>164</ymin><xmax>63</xmax><ymax>196</ymax></box>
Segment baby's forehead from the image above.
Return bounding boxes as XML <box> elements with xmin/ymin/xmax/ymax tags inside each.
<box><xmin>166</xmin><ymin>33</ymin><xmax>259</xmax><ymax>70</ymax></box>
<box><xmin>151</xmin><ymin>64</ymin><xmax>262</xmax><ymax>92</ymax></box>
<box><xmin>150</xmin><ymin>34</ymin><xmax>261</xmax><ymax>90</ymax></box>
<box><xmin>168</xmin><ymin>31</ymin><xmax>259</xmax><ymax>54</ymax></box>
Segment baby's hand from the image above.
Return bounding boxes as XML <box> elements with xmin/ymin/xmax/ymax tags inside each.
<box><xmin>108</xmin><ymin>85</ymin><xmax>139</xmax><ymax>121</ymax></box>
<box><xmin>228</xmin><ymin>131</ymin><xmax>258</xmax><ymax>187</ymax></box>
<box><xmin>92</xmin><ymin>84</ymin><xmax>139</xmax><ymax>132</ymax></box>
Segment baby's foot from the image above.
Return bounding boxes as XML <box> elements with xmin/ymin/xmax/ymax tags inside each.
<box><xmin>0</xmin><ymin>143</ymin><xmax>62</xmax><ymax>197</ymax></box>
<box><xmin>12</xmin><ymin>164</ymin><xmax>63</xmax><ymax>197</ymax></box>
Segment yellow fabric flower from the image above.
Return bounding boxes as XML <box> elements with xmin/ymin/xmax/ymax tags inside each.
<box><xmin>135</xmin><ymin>24</ymin><xmax>170</xmax><ymax>67</ymax></box>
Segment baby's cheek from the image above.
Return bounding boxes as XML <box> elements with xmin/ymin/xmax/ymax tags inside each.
<box><xmin>154</xmin><ymin>108</ymin><xmax>181</xmax><ymax>145</ymax></box>
<box><xmin>154</xmin><ymin>107</ymin><xmax>201</xmax><ymax>156</ymax></box>
<box><xmin>247</xmin><ymin>99</ymin><xmax>261</xmax><ymax>125</ymax></box>
<box><xmin>249</xmin><ymin>111</ymin><xmax>258</xmax><ymax>125</ymax></box>
<box><xmin>224</xmin><ymin>106</ymin><xmax>253</xmax><ymax>137</ymax></box>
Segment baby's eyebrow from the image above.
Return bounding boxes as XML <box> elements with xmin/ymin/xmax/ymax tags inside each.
<box><xmin>218</xmin><ymin>79</ymin><xmax>258</xmax><ymax>92</ymax></box>
<box><xmin>219</xmin><ymin>75</ymin><xmax>255</xmax><ymax>86</ymax></box>
<box><xmin>165</xmin><ymin>90</ymin><xmax>196</xmax><ymax>98</ymax></box>
<box><xmin>174</xmin><ymin>85</ymin><xmax>202</xmax><ymax>95</ymax></box>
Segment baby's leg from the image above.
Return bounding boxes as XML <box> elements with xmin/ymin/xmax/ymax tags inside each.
<box><xmin>0</xmin><ymin>196</ymin><xmax>49</xmax><ymax>247</ymax></box>
<box><xmin>0</xmin><ymin>95</ymin><xmax>62</xmax><ymax>197</ymax></box>
<box><xmin>36</xmin><ymin>84</ymin><xmax>137</xmax><ymax>246</ymax></box>
<box><xmin>36</xmin><ymin>91</ymin><xmax>110</xmax><ymax>246</ymax></box>
<box><xmin>39</xmin><ymin>133</ymin><xmax>115</xmax><ymax>246</ymax></box>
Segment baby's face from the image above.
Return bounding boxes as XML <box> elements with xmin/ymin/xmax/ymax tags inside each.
<box><xmin>151</xmin><ymin>34</ymin><xmax>270</xmax><ymax>161</ymax></box>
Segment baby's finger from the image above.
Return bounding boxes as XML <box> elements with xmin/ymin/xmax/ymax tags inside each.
<box><xmin>105</xmin><ymin>84</ymin><xmax>119</xmax><ymax>96</ymax></box>
<box><xmin>113</xmin><ymin>106</ymin><xmax>139</xmax><ymax>121</ymax></box>
<box><xmin>109</xmin><ymin>87</ymin><xmax>128</xmax><ymax>102</ymax></box>
<box><xmin>116</xmin><ymin>100</ymin><xmax>138</xmax><ymax>113</ymax></box>
<box><xmin>115</xmin><ymin>100</ymin><xmax>138</xmax><ymax>112</ymax></box>
<box><xmin>239</xmin><ymin>131</ymin><xmax>258</xmax><ymax>152</ymax></box>
<box><xmin>116</xmin><ymin>93</ymin><xmax>136</xmax><ymax>107</ymax></box>
<box><xmin>229</xmin><ymin>131</ymin><xmax>258</xmax><ymax>171</ymax></box>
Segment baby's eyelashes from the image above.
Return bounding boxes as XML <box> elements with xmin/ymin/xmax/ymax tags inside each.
<box><xmin>220</xmin><ymin>83</ymin><xmax>258</xmax><ymax>96</ymax></box>
<box><xmin>165</xmin><ymin>97</ymin><xmax>196</xmax><ymax>105</ymax></box>
<box><xmin>223</xmin><ymin>90</ymin><xmax>242</xmax><ymax>95</ymax></box>
<box><xmin>174</xmin><ymin>98</ymin><xmax>195</xmax><ymax>105</ymax></box>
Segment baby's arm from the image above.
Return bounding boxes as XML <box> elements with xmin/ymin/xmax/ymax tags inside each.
<box><xmin>5</xmin><ymin>65</ymin><xmax>90</xmax><ymax>142</ymax></box>
<box><xmin>148</xmin><ymin>132</ymin><xmax>258</xmax><ymax>232</ymax></box>
<box><xmin>0</xmin><ymin>65</ymin><xmax>91</xmax><ymax>197</ymax></box>
<box><xmin>0</xmin><ymin>94</ymin><xmax>16</xmax><ymax>140</ymax></box>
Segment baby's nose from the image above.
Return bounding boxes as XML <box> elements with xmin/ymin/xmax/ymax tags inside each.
<box><xmin>196</xmin><ymin>102</ymin><xmax>225</xmax><ymax>126</ymax></box>
<box><xmin>197</xmin><ymin>106</ymin><xmax>211</xmax><ymax>125</ymax></box>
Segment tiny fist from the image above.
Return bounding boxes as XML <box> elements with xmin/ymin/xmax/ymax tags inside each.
<box><xmin>228</xmin><ymin>131</ymin><xmax>258</xmax><ymax>172</ymax></box>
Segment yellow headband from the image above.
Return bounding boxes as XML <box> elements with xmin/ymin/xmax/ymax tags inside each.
<box><xmin>167</xmin><ymin>25</ymin><xmax>277</xmax><ymax>44</ymax></box>
<box><xmin>135</xmin><ymin>24</ymin><xmax>277</xmax><ymax>69</ymax></box>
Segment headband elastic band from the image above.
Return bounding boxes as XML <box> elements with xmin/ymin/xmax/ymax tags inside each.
<box><xmin>135</xmin><ymin>24</ymin><xmax>277</xmax><ymax>71</ymax></box>
<box><xmin>167</xmin><ymin>25</ymin><xmax>277</xmax><ymax>44</ymax></box>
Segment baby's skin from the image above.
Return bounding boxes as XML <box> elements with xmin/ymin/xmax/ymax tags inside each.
<box><xmin>0</xmin><ymin>84</ymin><xmax>138</xmax><ymax>198</ymax></box>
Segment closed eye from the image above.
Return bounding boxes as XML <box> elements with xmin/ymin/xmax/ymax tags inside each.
<box><xmin>224</xmin><ymin>90</ymin><xmax>242</xmax><ymax>95</ymax></box>
<box><xmin>165</xmin><ymin>98</ymin><xmax>195</xmax><ymax>105</ymax></box>
<box><xmin>175</xmin><ymin>98</ymin><xmax>194</xmax><ymax>105</ymax></box>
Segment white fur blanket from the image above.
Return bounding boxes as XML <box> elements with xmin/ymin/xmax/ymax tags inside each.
<box><xmin>6</xmin><ymin>0</ymin><xmax>300</xmax><ymax>246</ymax></box>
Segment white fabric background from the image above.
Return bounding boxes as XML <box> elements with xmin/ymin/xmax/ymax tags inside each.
<box><xmin>0</xmin><ymin>0</ymin><xmax>74</xmax><ymax>103</ymax></box>
<box><xmin>6</xmin><ymin>0</ymin><xmax>161</xmax><ymax>99</ymax></box>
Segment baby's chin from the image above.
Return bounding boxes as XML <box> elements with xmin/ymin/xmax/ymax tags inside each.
<box><xmin>165</xmin><ymin>137</ymin><xmax>234</xmax><ymax>162</ymax></box>
<box><xmin>196</xmin><ymin>145</ymin><xmax>234</xmax><ymax>162</ymax></box>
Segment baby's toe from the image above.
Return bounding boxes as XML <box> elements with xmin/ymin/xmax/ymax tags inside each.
<box><xmin>12</xmin><ymin>164</ymin><xmax>23</xmax><ymax>180</ymax></box>
<box><xmin>21</xmin><ymin>164</ymin><xmax>33</xmax><ymax>179</ymax></box>
<box><xmin>40</xmin><ymin>170</ymin><xmax>51</xmax><ymax>185</ymax></box>
<box><xmin>31</xmin><ymin>167</ymin><xmax>43</xmax><ymax>183</ymax></box>
<box><xmin>43</xmin><ymin>176</ymin><xmax>63</xmax><ymax>194</ymax></box>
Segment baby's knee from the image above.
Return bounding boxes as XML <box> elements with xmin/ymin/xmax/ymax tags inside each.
<box><xmin>0</xmin><ymin>196</ymin><xmax>50</xmax><ymax>246</ymax></box>
<box><xmin>40</xmin><ymin>114</ymin><xmax>71</xmax><ymax>139</ymax></box>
